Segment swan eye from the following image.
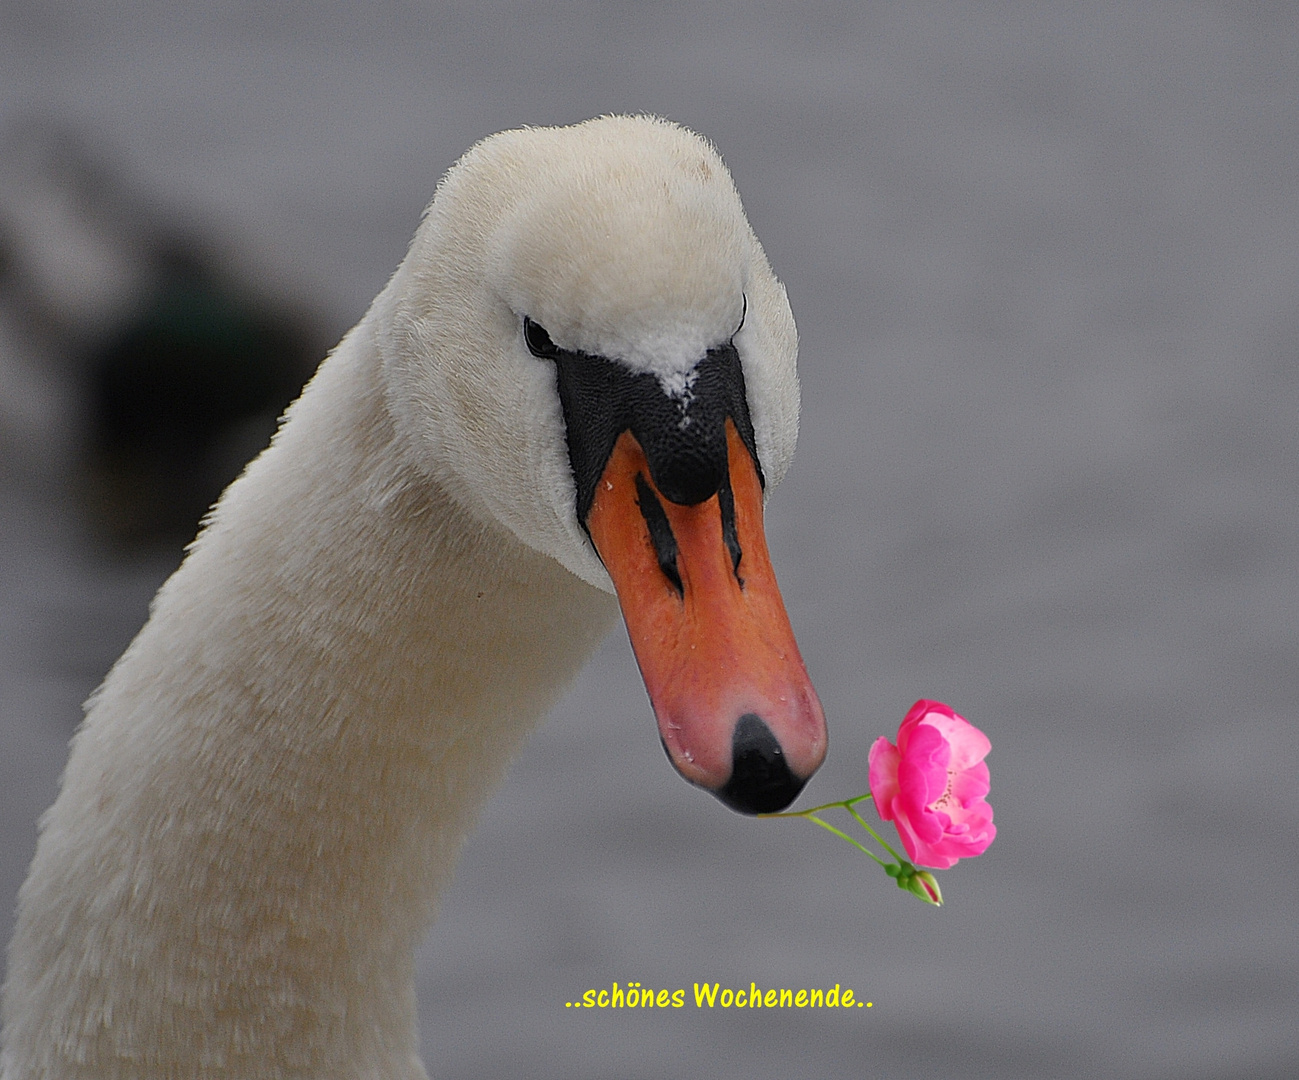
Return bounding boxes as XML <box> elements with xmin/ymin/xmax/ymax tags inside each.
<box><xmin>733</xmin><ymin>293</ymin><xmax>747</xmax><ymax>339</ymax></box>
<box><xmin>523</xmin><ymin>317</ymin><xmax>559</xmax><ymax>358</ymax></box>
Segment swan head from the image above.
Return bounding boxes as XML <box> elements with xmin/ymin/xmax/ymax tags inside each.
<box><xmin>381</xmin><ymin>115</ymin><xmax>825</xmax><ymax>813</ymax></box>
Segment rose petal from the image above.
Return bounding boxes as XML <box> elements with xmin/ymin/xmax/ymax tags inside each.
<box><xmin>949</xmin><ymin>760</ymin><xmax>990</xmax><ymax>805</ymax></box>
<box><xmin>867</xmin><ymin>737</ymin><xmax>902</xmax><ymax>820</ymax></box>
<box><xmin>918</xmin><ymin>711</ymin><xmax>991</xmax><ymax>771</ymax></box>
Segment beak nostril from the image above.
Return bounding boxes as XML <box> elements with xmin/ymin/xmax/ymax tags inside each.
<box><xmin>634</xmin><ymin>473</ymin><xmax>683</xmax><ymax>595</ymax></box>
<box><xmin>715</xmin><ymin>713</ymin><xmax>806</xmax><ymax>815</ymax></box>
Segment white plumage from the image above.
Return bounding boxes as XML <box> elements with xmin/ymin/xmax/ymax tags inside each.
<box><xmin>0</xmin><ymin>116</ymin><xmax>805</xmax><ymax>1078</ymax></box>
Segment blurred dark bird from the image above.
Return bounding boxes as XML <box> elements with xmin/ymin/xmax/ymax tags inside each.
<box><xmin>83</xmin><ymin>240</ymin><xmax>320</xmax><ymax>543</ymax></box>
<box><xmin>0</xmin><ymin>121</ymin><xmax>324</xmax><ymax>545</ymax></box>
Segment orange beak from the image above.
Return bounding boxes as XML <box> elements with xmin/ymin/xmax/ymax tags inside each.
<box><xmin>586</xmin><ymin>421</ymin><xmax>827</xmax><ymax>813</ymax></box>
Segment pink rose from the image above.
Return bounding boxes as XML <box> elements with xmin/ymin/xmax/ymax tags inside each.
<box><xmin>868</xmin><ymin>700</ymin><xmax>995</xmax><ymax>870</ymax></box>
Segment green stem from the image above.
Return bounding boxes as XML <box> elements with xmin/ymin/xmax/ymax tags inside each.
<box><xmin>761</xmin><ymin>792</ymin><xmax>903</xmax><ymax>869</ymax></box>
<box><xmin>762</xmin><ymin>792</ymin><xmax>874</xmax><ymax>819</ymax></box>
<box><xmin>845</xmin><ymin>804</ymin><xmax>906</xmax><ymax>865</ymax></box>
<box><xmin>761</xmin><ymin>790</ymin><xmax>943</xmax><ymax>905</ymax></box>
<box><xmin>801</xmin><ymin>814</ymin><xmax>892</xmax><ymax>869</ymax></box>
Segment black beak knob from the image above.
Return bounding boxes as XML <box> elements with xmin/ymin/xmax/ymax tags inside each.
<box><xmin>715</xmin><ymin>713</ymin><xmax>806</xmax><ymax>815</ymax></box>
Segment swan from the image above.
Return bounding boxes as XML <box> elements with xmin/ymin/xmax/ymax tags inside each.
<box><xmin>0</xmin><ymin>115</ymin><xmax>827</xmax><ymax>1079</ymax></box>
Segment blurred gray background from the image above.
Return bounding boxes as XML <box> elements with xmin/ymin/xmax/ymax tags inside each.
<box><xmin>2</xmin><ymin>3</ymin><xmax>1297</xmax><ymax>1078</ymax></box>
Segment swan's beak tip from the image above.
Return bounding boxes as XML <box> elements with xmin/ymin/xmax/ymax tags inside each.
<box><xmin>713</xmin><ymin>712</ymin><xmax>811</xmax><ymax>815</ymax></box>
<box><xmin>664</xmin><ymin>709</ymin><xmax>826</xmax><ymax>815</ymax></box>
